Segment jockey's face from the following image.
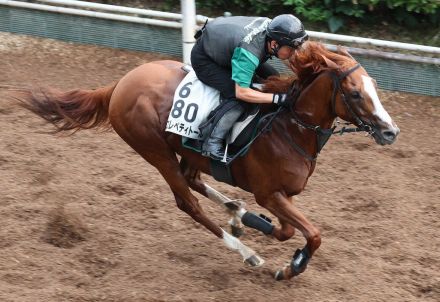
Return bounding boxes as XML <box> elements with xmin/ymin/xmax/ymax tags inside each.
<box><xmin>277</xmin><ymin>45</ymin><xmax>295</xmax><ymax>59</ymax></box>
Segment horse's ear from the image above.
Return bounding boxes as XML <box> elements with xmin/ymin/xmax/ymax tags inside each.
<box><xmin>320</xmin><ymin>55</ymin><xmax>339</xmax><ymax>70</ymax></box>
<box><xmin>338</xmin><ymin>46</ymin><xmax>355</xmax><ymax>60</ymax></box>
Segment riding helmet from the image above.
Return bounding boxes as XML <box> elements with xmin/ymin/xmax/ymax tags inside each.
<box><xmin>267</xmin><ymin>14</ymin><xmax>309</xmax><ymax>48</ymax></box>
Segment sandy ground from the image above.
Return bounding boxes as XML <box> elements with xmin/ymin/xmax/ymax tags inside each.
<box><xmin>0</xmin><ymin>32</ymin><xmax>439</xmax><ymax>302</ymax></box>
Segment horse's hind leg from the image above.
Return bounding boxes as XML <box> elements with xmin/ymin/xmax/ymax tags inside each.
<box><xmin>129</xmin><ymin>141</ymin><xmax>264</xmax><ymax>266</ymax></box>
<box><xmin>179</xmin><ymin>159</ymin><xmax>246</xmax><ymax>237</ymax></box>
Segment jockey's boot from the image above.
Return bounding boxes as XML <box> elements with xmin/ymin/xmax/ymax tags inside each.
<box><xmin>203</xmin><ymin>103</ymin><xmax>245</xmax><ymax>161</ymax></box>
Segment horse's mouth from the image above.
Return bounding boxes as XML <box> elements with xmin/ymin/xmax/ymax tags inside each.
<box><xmin>371</xmin><ymin>125</ymin><xmax>400</xmax><ymax>145</ymax></box>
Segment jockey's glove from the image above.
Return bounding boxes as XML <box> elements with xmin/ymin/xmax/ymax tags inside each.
<box><xmin>272</xmin><ymin>93</ymin><xmax>290</xmax><ymax>107</ymax></box>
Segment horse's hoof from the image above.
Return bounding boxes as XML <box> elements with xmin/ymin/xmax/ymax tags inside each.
<box><xmin>231</xmin><ymin>225</ymin><xmax>245</xmax><ymax>238</ymax></box>
<box><xmin>274</xmin><ymin>266</ymin><xmax>291</xmax><ymax>281</ymax></box>
<box><xmin>274</xmin><ymin>269</ymin><xmax>284</xmax><ymax>281</ymax></box>
<box><xmin>244</xmin><ymin>255</ymin><xmax>265</xmax><ymax>267</ymax></box>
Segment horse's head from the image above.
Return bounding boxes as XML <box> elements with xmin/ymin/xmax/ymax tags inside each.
<box><xmin>290</xmin><ymin>42</ymin><xmax>400</xmax><ymax>145</ymax></box>
<box><xmin>326</xmin><ymin>49</ymin><xmax>399</xmax><ymax>145</ymax></box>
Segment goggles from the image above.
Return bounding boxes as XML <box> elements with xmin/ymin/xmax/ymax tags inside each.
<box><xmin>279</xmin><ymin>34</ymin><xmax>309</xmax><ymax>48</ymax></box>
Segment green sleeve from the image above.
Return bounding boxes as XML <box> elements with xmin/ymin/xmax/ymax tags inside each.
<box><xmin>231</xmin><ymin>47</ymin><xmax>260</xmax><ymax>88</ymax></box>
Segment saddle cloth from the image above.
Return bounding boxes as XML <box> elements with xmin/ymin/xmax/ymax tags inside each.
<box><xmin>165</xmin><ymin>66</ymin><xmax>259</xmax><ymax>144</ymax></box>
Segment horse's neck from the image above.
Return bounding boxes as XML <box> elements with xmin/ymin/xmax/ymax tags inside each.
<box><xmin>293</xmin><ymin>72</ymin><xmax>335</xmax><ymax>129</ymax></box>
<box><xmin>273</xmin><ymin>72</ymin><xmax>335</xmax><ymax>159</ymax></box>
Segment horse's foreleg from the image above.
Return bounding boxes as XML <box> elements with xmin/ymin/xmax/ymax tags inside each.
<box><xmin>202</xmin><ymin>186</ymin><xmax>296</xmax><ymax>241</ymax></box>
<box><xmin>180</xmin><ymin>160</ymin><xmax>294</xmax><ymax>240</ymax></box>
<box><xmin>257</xmin><ymin>192</ymin><xmax>321</xmax><ymax>281</ymax></box>
<box><xmin>272</xmin><ymin>218</ymin><xmax>296</xmax><ymax>242</ymax></box>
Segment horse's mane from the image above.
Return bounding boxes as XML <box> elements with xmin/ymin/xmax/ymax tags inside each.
<box><xmin>263</xmin><ymin>41</ymin><xmax>355</xmax><ymax>93</ymax></box>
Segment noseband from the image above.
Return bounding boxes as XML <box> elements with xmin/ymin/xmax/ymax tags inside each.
<box><xmin>283</xmin><ymin>63</ymin><xmax>374</xmax><ymax>161</ymax></box>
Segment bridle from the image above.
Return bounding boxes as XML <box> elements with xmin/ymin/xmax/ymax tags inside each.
<box><xmin>282</xmin><ymin>63</ymin><xmax>375</xmax><ymax>161</ymax></box>
<box><xmin>224</xmin><ymin>63</ymin><xmax>375</xmax><ymax>164</ymax></box>
<box><xmin>329</xmin><ymin>64</ymin><xmax>374</xmax><ymax>135</ymax></box>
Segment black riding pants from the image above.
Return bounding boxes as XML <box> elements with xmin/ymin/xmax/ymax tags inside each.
<box><xmin>190</xmin><ymin>39</ymin><xmax>279</xmax><ymax>100</ymax></box>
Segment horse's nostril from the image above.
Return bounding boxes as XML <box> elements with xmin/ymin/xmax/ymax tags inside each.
<box><xmin>382</xmin><ymin>130</ymin><xmax>396</xmax><ymax>141</ymax></box>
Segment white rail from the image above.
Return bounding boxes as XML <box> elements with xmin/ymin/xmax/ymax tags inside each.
<box><xmin>325</xmin><ymin>45</ymin><xmax>440</xmax><ymax>65</ymax></box>
<box><xmin>36</xmin><ymin>0</ymin><xmax>210</xmax><ymax>23</ymax></box>
<box><xmin>1</xmin><ymin>0</ymin><xmax>439</xmax><ymax>56</ymax></box>
<box><xmin>32</xmin><ymin>0</ymin><xmax>440</xmax><ymax>55</ymax></box>
<box><xmin>0</xmin><ymin>0</ymin><xmax>182</xmax><ymax>28</ymax></box>
<box><xmin>310</xmin><ymin>31</ymin><xmax>440</xmax><ymax>55</ymax></box>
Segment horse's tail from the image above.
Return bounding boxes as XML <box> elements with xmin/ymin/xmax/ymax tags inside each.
<box><xmin>15</xmin><ymin>82</ymin><xmax>118</xmax><ymax>133</ymax></box>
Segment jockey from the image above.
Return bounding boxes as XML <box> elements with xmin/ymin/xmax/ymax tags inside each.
<box><xmin>191</xmin><ymin>14</ymin><xmax>308</xmax><ymax>160</ymax></box>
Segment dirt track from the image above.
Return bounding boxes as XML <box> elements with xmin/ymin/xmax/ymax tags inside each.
<box><xmin>1</xmin><ymin>32</ymin><xmax>439</xmax><ymax>302</ymax></box>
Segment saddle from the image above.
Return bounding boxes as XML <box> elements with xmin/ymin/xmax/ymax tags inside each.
<box><xmin>183</xmin><ymin>101</ymin><xmax>259</xmax><ymax>155</ymax></box>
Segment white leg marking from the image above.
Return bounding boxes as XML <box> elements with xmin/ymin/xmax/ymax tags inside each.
<box><xmin>205</xmin><ymin>184</ymin><xmax>231</xmax><ymax>206</ymax></box>
<box><xmin>205</xmin><ymin>184</ymin><xmax>245</xmax><ymax>217</ymax></box>
<box><xmin>236</xmin><ymin>208</ymin><xmax>247</xmax><ymax>218</ymax></box>
<box><xmin>205</xmin><ymin>184</ymin><xmax>245</xmax><ymax>209</ymax></box>
<box><xmin>228</xmin><ymin>216</ymin><xmax>243</xmax><ymax>229</ymax></box>
<box><xmin>222</xmin><ymin>229</ymin><xmax>262</xmax><ymax>263</ymax></box>
<box><xmin>205</xmin><ymin>185</ymin><xmax>245</xmax><ymax>233</ymax></box>
<box><xmin>361</xmin><ymin>75</ymin><xmax>393</xmax><ymax>126</ymax></box>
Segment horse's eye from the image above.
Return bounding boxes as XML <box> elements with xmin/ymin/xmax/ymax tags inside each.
<box><xmin>351</xmin><ymin>91</ymin><xmax>361</xmax><ymax>99</ymax></box>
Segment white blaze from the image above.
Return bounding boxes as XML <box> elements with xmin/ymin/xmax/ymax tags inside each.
<box><xmin>361</xmin><ymin>75</ymin><xmax>393</xmax><ymax>125</ymax></box>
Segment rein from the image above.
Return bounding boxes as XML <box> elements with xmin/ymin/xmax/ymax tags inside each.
<box><xmin>283</xmin><ymin>63</ymin><xmax>373</xmax><ymax>161</ymax></box>
<box><xmin>225</xmin><ymin>107</ymin><xmax>284</xmax><ymax>164</ymax></box>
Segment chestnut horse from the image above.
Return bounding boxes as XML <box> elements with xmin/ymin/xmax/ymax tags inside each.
<box><xmin>15</xmin><ymin>42</ymin><xmax>399</xmax><ymax>280</ymax></box>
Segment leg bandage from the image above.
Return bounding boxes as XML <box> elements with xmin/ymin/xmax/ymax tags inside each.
<box><xmin>241</xmin><ymin>211</ymin><xmax>274</xmax><ymax>235</ymax></box>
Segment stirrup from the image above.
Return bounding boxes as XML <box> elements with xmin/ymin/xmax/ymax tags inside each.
<box><xmin>207</xmin><ymin>145</ymin><xmax>231</xmax><ymax>162</ymax></box>
<box><xmin>221</xmin><ymin>144</ymin><xmax>229</xmax><ymax>163</ymax></box>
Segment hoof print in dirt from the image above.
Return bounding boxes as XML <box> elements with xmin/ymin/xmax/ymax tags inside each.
<box><xmin>42</xmin><ymin>205</ymin><xmax>88</xmax><ymax>248</ymax></box>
